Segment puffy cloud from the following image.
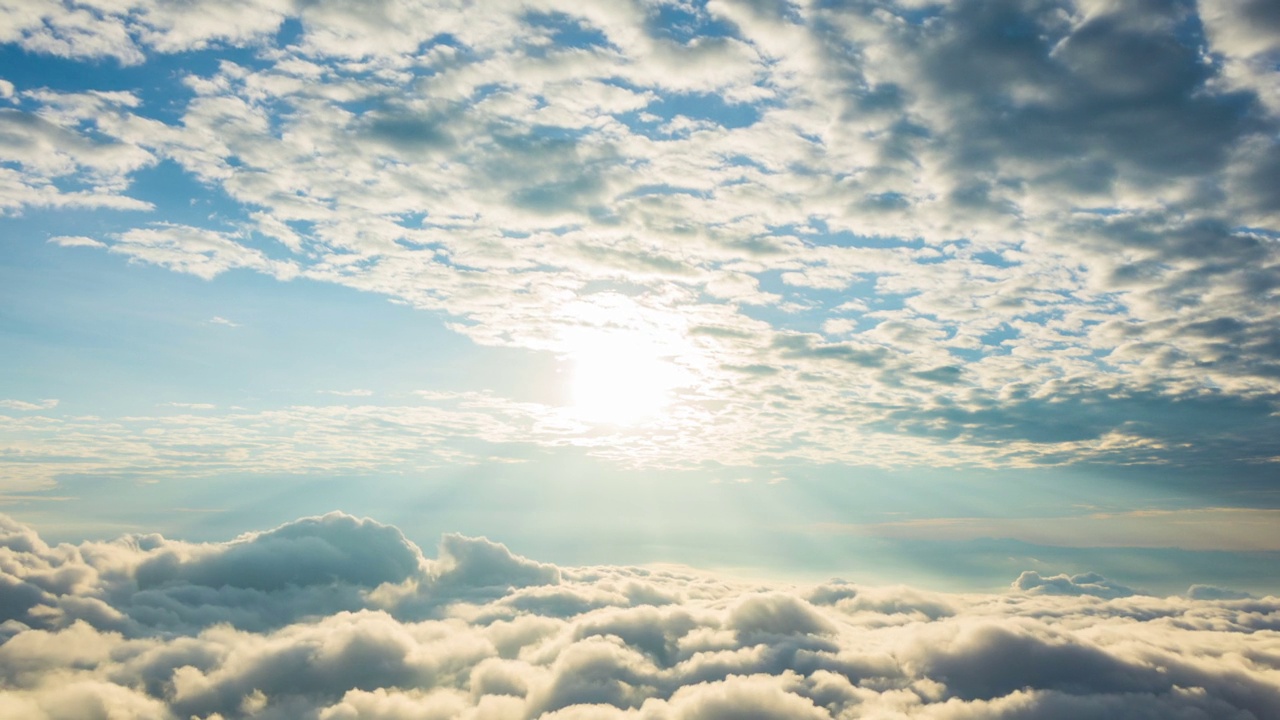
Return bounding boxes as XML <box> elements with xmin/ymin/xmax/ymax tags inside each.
<box><xmin>0</xmin><ymin>514</ymin><xmax>1277</xmax><ymax>719</ymax></box>
<box><xmin>132</xmin><ymin>512</ymin><xmax>426</xmax><ymax>592</ymax></box>
<box><xmin>1012</xmin><ymin>571</ymin><xmax>1136</xmax><ymax>598</ymax></box>
<box><xmin>0</xmin><ymin>99</ymin><xmax>154</xmax><ymax>212</ymax></box>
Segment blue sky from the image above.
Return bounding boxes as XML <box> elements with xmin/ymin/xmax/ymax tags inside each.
<box><xmin>3</xmin><ymin>0</ymin><xmax>1280</xmax><ymax>598</ymax></box>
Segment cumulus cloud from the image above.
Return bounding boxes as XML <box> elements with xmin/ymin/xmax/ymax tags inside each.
<box><xmin>0</xmin><ymin>513</ymin><xmax>1277</xmax><ymax>719</ymax></box>
<box><xmin>1011</xmin><ymin>571</ymin><xmax>1135</xmax><ymax>599</ymax></box>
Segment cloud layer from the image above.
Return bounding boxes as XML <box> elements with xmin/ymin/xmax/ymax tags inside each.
<box><xmin>1</xmin><ymin>512</ymin><xmax>1278</xmax><ymax>719</ymax></box>
<box><xmin>3</xmin><ymin>0</ymin><xmax>1280</xmax><ymax>482</ymax></box>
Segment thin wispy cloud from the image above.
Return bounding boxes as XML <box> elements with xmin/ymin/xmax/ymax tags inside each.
<box><xmin>827</xmin><ymin>507</ymin><xmax>1280</xmax><ymax>552</ymax></box>
<box><xmin>0</xmin><ymin>399</ymin><xmax>58</xmax><ymax>411</ymax></box>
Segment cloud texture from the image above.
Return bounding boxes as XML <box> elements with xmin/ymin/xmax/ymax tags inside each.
<box><xmin>1</xmin><ymin>512</ymin><xmax>1278</xmax><ymax>719</ymax></box>
<box><xmin>3</xmin><ymin>0</ymin><xmax>1280</xmax><ymax>484</ymax></box>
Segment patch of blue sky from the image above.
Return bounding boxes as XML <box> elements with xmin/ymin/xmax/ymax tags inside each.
<box><xmin>273</xmin><ymin>17</ymin><xmax>305</xmax><ymax>48</ymax></box>
<box><xmin>737</xmin><ymin>270</ymin><xmax>889</xmax><ymax>334</ymax></box>
<box><xmin>646</xmin><ymin>1</ymin><xmax>740</xmax><ymax>45</ymax></box>
<box><xmin>718</xmin><ymin>152</ymin><xmax>775</xmax><ymax>173</ymax></box>
<box><xmin>0</xmin><ymin>44</ymin><xmax>258</xmax><ymax>125</ymax></box>
<box><xmin>394</xmin><ymin>211</ymin><xmax>430</xmax><ymax>228</ymax></box>
<box><xmin>520</xmin><ymin>11</ymin><xmax>614</xmax><ymax>53</ymax></box>
<box><xmin>969</xmin><ymin>249</ymin><xmax>1020</xmax><ymax>268</ymax></box>
<box><xmin>121</xmin><ymin>164</ymin><xmax>309</xmax><ymax>267</ymax></box>
<box><xmin>0</xmin><ymin>225</ymin><xmax>552</xmax><ymax>414</ymax></box>
<box><xmin>125</xmin><ymin>159</ymin><xmax>247</xmax><ymax>225</ymax></box>
<box><xmin>612</xmin><ymin>88</ymin><xmax>766</xmax><ymax>136</ymax></box>
<box><xmin>976</xmin><ymin>322</ymin><xmax>1020</xmax><ymax>348</ymax></box>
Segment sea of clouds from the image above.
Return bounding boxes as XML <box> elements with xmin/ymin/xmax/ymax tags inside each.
<box><xmin>1</xmin><ymin>511</ymin><xmax>1277</xmax><ymax>719</ymax></box>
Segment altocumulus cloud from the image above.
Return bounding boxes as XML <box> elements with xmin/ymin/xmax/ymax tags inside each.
<box><xmin>1</xmin><ymin>513</ymin><xmax>1278</xmax><ymax>719</ymax></box>
<box><xmin>7</xmin><ymin>0</ymin><xmax>1280</xmax><ymax>482</ymax></box>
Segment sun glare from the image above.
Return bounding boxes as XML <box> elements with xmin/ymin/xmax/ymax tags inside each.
<box><xmin>567</xmin><ymin>332</ymin><xmax>681</xmax><ymax>425</ymax></box>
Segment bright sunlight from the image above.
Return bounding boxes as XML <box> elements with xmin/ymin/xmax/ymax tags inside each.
<box><xmin>567</xmin><ymin>331</ymin><xmax>682</xmax><ymax>425</ymax></box>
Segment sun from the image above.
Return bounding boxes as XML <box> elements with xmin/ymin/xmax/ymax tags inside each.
<box><xmin>566</xmin><ymin>331</ymin><xmax>682</xmax><ymax>425</ymax></box>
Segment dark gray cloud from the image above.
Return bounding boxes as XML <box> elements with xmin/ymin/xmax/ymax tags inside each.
<box><xmin>0</xmin><ymin>513</ymin><xmax>1277</xmax><ymax>718</ymax></box>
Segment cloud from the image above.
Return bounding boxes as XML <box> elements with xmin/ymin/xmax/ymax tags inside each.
<box><xmin>0</xmin><ymin>513</ymin><xmax>1277</xmax><ymax>719</ymax></box>
<box><xmin>0</xmin><ymin>98</ymin><xmax>154</xmax><ymax>212</ymax></box>
<box><xmin>829</xmin><ymin>507</ymin><xmax>1280</xmax><ymax>551</ymax></box>
<box><xmin>47</xmin><ymin>235</ymin><xmax>105</xmax><ymax>248</ymax></box>
<box><xmin>0</xmin><ymin>393</ymin><xmax>586</xmax><ymax>493</ymax></box>
<box><xmin>1011</xmin><ymin>571</ymin><xmax>1136</xmax><ymax>599</ymax></box>
<box><xmin>134</xmin><ymin>513</ymin><xmax>426</xmax><ymax>593</ymax></box>
<box><xmin>109</xmin><ymin>226</ymin><xmax>298</xmax><ymax>281</ymax></box>
<box><xmin>0</xmin><ymin>399</ymin><xmax>57</xmax><ymax>413</ymax></box>
<box><xmin>1185</xmin><ymin>585</ymin><xmax>1255</xmax><ymax>601</ymax></box>
<box><xmin>7</xmin><ymin>0</ymin><xmax>1280</xmax><ymax>485</ymax></box>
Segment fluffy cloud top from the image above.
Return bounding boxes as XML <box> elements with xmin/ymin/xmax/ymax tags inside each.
<box><xmin>0</xmin><ymin>512</ymin><xmax>1277</xmax><ymax>719</ymax></box>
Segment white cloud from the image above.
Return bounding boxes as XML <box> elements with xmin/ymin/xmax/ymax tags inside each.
<box><xmin>47</xmin><ymin>235</ymin><xmax>105</xmax><ymax>248</ymax></box>
<box><xmin>0</xmin><ymin>96</ymin><xmax>154</xmax><ymax>212</ymax></box>
<box><xmin>110</xmin><ymin>225</ymin><xmax>298</xmax><ymax>281</ymax></box>
<box><xmin>5</xmin><ymin>0</ymin><xmax>1278</xmax><ymax>479</ymax></box>
<box><xmin>0</xmin><ymin>399</ymin><xmax>58</xmax><ymax>411</ymax></box>
<box><xmin>1011</xmin><ymin>571</ymin><xmax>1135</xmax><ymax>599</ymax></box>
<box><xmin>0</xmin><ymin>513</ymin><xmax>1276</xmax><ymax>719</ymax></box>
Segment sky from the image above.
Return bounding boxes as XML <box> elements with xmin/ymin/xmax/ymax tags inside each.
<box><xmin>2</xmin><ymin>0</ymin><xmax>1280</xmax><ymax>716</ymax></box>
<box><xmin>3</xmin><ymin>0</ymin><xmax>1280</xmax><ymax>591</ymax></box>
